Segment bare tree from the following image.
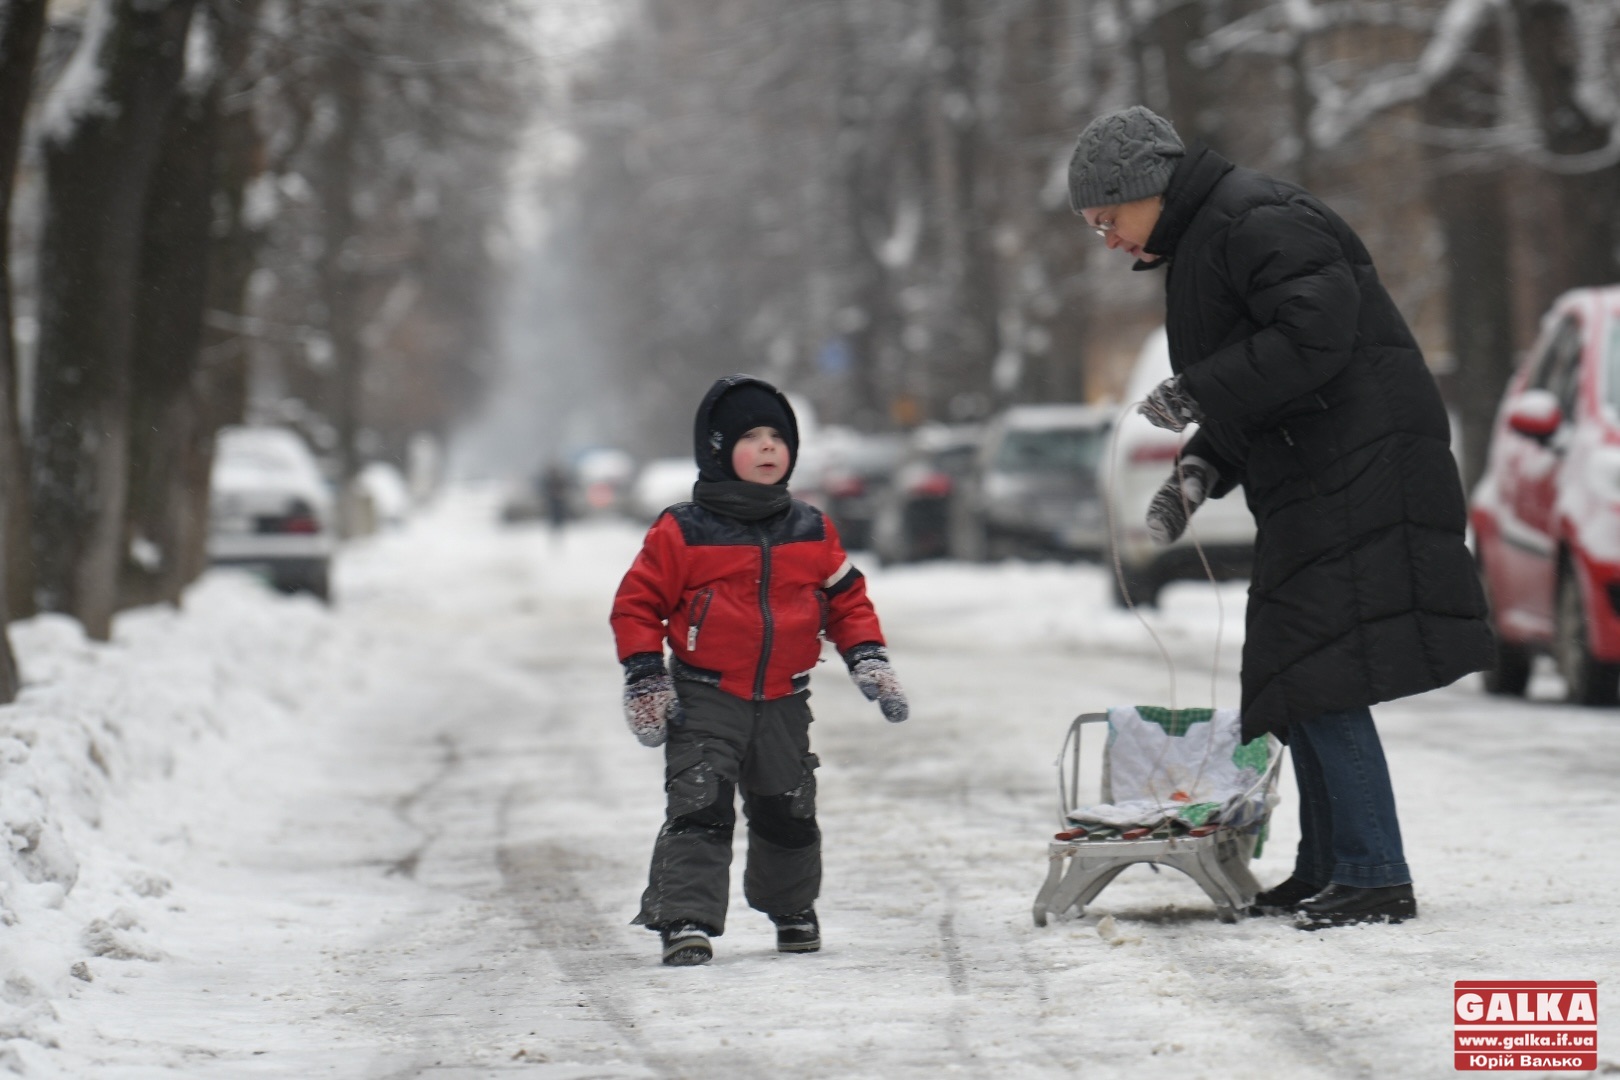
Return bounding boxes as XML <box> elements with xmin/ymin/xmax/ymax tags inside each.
<box><xmin>0</xmin><ymin>0</ymin><xmax>47</xmax><ymax>696</ymax></box>
<box><xmin>238</xmin><ymin>0</ymin><xmax>533</xmax><ymax>501</ymax></box>
<box><xmin>31</xmin><ymin>0</ymin><xmax>198</xmax><ymax>640</ymax></box>
<box><xmin>1510</xmin><ymin>0</ymin><xmax>1620</xmax><ymax>294</ymax></box>
<box><xmin>121</xmin><ymin>0</ymin><xmax>238</xmax><ymax>609</ymax></box>
<box><xmin>1423</xmin><ymin>8</ymin><xmax>1515</xmax><ymax>491</ymax></box>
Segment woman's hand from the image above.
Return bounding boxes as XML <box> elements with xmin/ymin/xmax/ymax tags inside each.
<box><xmin>1145</xmin><ymin>456</ymin><xmax>1217</xmax><ymax>545</ymax></box>
<box><xmin>1139</xmin><ymin>375</ymin><xmax>1204</xmax><ymax>432</ymax></box>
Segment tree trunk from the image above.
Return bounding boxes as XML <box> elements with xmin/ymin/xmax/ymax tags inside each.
<box><xmin>178</xmin><ymin>0</ymin><xmax>268</xmax><ymax>591</ymax></box>
<box><xmin>31</xmin><ymin>0</ymin><xmax>197</xmax><ymax>640</ymax></box>
<box><xmin>1136</xmin><ymin>0</ymin><xmax>1224</xmax><ymax>150</ymax></box>
<box><xmin>834</xmin><ymin>1</ymin><xmax>897</xmax><ymax>430</ymax></box>
<box><xmin>1422</xmin><ymin>16</ymin><xmax>1514</xmax><ymax>495</ymax></box>
<box><xmin>121</xmin><ymin>54</ymin><xmax>220</xmax><ymax>610</ymax></box>
<box><xmin>1512</xmin><ymin>0</ymin><xmax>1620</xmax><ymax>295</ymax></box>
<box><xmin>0</xmin><ymin>0</ymin><xmax>47</xmax><ymax>698</ymax></box>
<box><xmin>312</xmin><ymin>42</ymin><xmax>367</xmax><ymax>526</ymax></box>
<box><xmin>929</xmin><ymin>0</ymin><xmax>1000</xmax><ymax>420</ymax></box>
<box><xmin>1000</xmin><ymin>0</ymin><xmax>1088</xmax><ymax>405</ymax></box>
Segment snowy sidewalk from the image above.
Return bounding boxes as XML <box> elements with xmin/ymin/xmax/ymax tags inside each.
<box><xmin>2</xmin><ymin>489</ymin><xmax>1616</xmax><ymax>1077</ymax></box>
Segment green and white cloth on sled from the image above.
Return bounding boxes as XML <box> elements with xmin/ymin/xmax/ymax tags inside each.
<box><xmin>1066</xmin><ymin>706</ymin><xmax>1272</xmax><ymax>831</ymax></box>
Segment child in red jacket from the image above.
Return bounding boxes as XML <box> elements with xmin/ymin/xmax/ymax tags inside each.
<box><xmin>611</xmin><ymin>375</ymin><xmax>908</xmax><ymax>966</ymax></box>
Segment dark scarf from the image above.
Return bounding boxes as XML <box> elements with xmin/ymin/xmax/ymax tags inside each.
<box><xmin>693</xmin><ymin>479</ymin><xmax>791</xmax><ymax>522</ymax></box>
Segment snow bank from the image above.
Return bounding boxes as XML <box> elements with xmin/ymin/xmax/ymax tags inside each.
<box><xmin>0</xmin><ymin>574</ymin><xmax>347</xmax><ymax>1072</ymax></box>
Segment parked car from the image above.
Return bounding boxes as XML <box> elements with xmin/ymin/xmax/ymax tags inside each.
<box><xmin>1470</xmin><ymin>284</ymin><xmax>1620</xmax><ymax>704</ymax></box>
<box><xmin>208</xmin><ymin>425</ymin><xmax>335</xmax><ymax>600</ymax></box>
<box><xmin>871</xmin><ymin>424</ymin><xmax>982</xmax><ymax>565</ymax></box>
<box><xmin>356</xmin><ymin>461</ymin><xmax>411</xmax><ymax>530</ymax></box>
<box><xmin>805</xmin><ymin>429</ymin><xmax>905</xmax><ymax>551</ymax></box>
<box><xmin>951</xmin><ymin>404</ymin><xmax>1114</xmax><ymax>561</ymax></box>
<box><xmin>573</xmin><ymin>446</ymin><xmax>635</xmax><ymax>517</ymax></box>
<box><xmin>1104</xmin><ymin>328</ymin><xmax>1256</xmax><ymax>606</ymax></box>
<box><xmin>629</xmin><ymin>457</ymin><xmax>698</xmax><ymax>522</ymax></box>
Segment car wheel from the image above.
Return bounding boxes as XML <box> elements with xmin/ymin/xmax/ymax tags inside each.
<box><xmin>273</xmin><ymin>562</ymin><xmax>332</xmax><ymax>604</ymax></box>
<box><xmin>984</xmin><ymin>529</ymin><xmax>1018</xmax><ymax>562</ymax></box>
<box><xmin>1110</xmin><ymin>561</ymin><xmax>1160</xmax><ymax>609</ymax></box>
<box><xmin>304</xmin><ymin>562</ymin><xmax>332</xmax><ymax>604</ymax></box>
<box><xmin>950</xmin><ymin>514</ymin><xmax>989</xmax><ymax>563</ymax></box>
<box><xmin>1555</xmin><ymin>567</ymin><xmax>1619</xmax><ymax>706</ymax></box>
<box><xmin>1476</xmin><ymin>551</ymin><xmax>1530</xmax><ymax>697</ymax></box>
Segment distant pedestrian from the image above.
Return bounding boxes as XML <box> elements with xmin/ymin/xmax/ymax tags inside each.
<box><xmin>539</xmin><ymin>461</ymin><xmax>571</xmax><ymax>537</ymax></box>
<box><xmin>1068</xmin><ymin>106</ymin><xmax>1491</xmax><ymax>928</ymax></box>
<box><xmin>610</xmin><ymin>375</ymin><xmax>909</xmax><ymax>965</ymax></box>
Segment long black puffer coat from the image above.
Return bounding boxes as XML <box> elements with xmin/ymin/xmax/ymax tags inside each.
<box><xmin>1141</xmin><ymin>145</ymin><xmax>1491</xmax><ymax>743</ymax></box>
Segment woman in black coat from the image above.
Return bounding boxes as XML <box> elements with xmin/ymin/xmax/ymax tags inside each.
<box><xmin>1068</xmin><ymin>106</ymin><xmax>1491</xmax><ymax>929</ymax></box>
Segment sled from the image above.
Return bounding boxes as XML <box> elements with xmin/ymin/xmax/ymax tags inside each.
<box><xmin>1032</xmin><ymin>706</ymin><xmax>1283</xmax><ymax>925</ymax></box>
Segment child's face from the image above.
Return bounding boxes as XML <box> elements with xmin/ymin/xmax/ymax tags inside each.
<box><xmin>732</xmin><ymin>426</ymin><xmax>788</xmax><ymax>484</ymax></box>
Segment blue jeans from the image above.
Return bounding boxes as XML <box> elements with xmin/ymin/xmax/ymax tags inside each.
<box><xmin>1289</xmin><ymin>706</ymin><xmax>1412</xmax><ymax>889</ymax></box>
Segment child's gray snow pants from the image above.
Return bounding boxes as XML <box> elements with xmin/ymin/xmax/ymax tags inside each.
<box><xmin>633</xmin><ymin>681</ymin><xmax>820</xmax><ymax>934</ymax></box>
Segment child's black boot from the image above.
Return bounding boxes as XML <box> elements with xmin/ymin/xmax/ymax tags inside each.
<box><xmin>770</xmin><ymin>909</ymin><xmax>820</xmax><ymax>954</ymax></box>
<box><xmin>659</xmin><ymin>922</ymin><xmax>714</xmax><ymax>966</ymax></box>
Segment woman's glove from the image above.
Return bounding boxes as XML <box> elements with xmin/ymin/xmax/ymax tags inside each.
<box><xmin>1139</xmin><ymin>375</ymin><xmax>1204</xmax><ymax>432</ymax></box>
<box><xmin>621</xmin><ymin>653</ymin><xmax>684</xmax><ymax>747</ymax></box>
<box><xmin>1145</xmin><ymin>456</ymin><xmax>1217</xmax><ymax>546</ymax></box>
<box><xmin>844</xmin><ymin>643</ymin><xmax>909</xmax><ymax>723</ymax></box>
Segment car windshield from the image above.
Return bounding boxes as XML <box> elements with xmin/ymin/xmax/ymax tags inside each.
<box><xmin>214</xmin><ymin>430</ymin><xmax>325</xmax><ymax>490</ymax></box>
<box><xmin>220</xmin><ymin>445</ymin><xmax>303</xmax><ymax>474</ymax></box>
<box><xmin>1608</xmin><ymin>319</ymin><xmax>1620</xmax><ymax>416</ymax></box>
<box><xmin>842</xmin><ymin>438</ymin><xmax>905</xmax><ymax>477</ymax></box>
<box><xmin>996</xmin><ymin>427</ymin><xmax>1107</xmax><ymax>473</ymax></box>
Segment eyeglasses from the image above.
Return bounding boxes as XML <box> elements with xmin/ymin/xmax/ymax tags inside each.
<box><xmin>1090</xmin><ymin>215</ymin><xmax>1118</xmax><ymax>239</ymax></box>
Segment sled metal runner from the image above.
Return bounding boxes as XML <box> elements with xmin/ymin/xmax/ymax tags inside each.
<box><xmin>1032</xmin><ymin>710</ymin><xmax>1283</xmax><ymax>925</ymax></box>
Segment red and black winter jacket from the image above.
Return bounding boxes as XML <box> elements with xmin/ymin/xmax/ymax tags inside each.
<box><xmin>611</xmin><ymin>500</ymin><xmax>884</xmax><ymax>701</ymax></box>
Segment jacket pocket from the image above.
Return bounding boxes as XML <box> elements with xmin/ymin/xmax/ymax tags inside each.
<box><xmin>785</xmin><ymin>752</ymin><xmax>820</xmax><ymax>819</ymax></box>
<box><xmin>684</xmin><ymin>587</ymin><xmax>714</xmax><ymax>651</ymax></box>
<box><xmin>665</xmin><ymin>744</ymin><xmax>718</xmax><ymax>818</ymax></box>
<box><xmin>815</xmin><ymin>589</ymin><xmax>829</xmax><ymax>637</ymax></box>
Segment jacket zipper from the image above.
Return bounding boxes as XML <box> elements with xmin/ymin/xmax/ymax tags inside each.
<box><xmin>752</xmin><ymin>526</ymin><xmax>775</xmax><ymax>700</ymax></box>
<box><xmin>685</xmin><ymin>588</ymin><xmax>714</xmax><ymax>650</ymax></box>
<box><xmin>816</xmin><ymin>589</ymin><xmax>829</xmax><ymax>638</ymax></box>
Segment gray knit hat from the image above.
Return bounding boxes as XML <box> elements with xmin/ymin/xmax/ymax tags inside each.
<box><xmin>1067</xmin><ymin>106</ymin><xmax>1185</xmax><ymax>212</ymax></box>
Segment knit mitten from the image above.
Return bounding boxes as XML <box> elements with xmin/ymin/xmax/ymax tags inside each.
<box><xmin>1138</xmin><ymin>375</ymin><xmax>1204</xmax><ymax>432</ymax></box>
<box><xmin>1145</xmin><ymin>455</ymin><xmax>1217</xmax><ymax>546</ymax></box>
<box><xmin>622</xmin><ymin>653</ymin><xmax>684</xmax><ymax>747</ymax></box>
<box><xmin>844</xmin><ymin>643</ymin><xmax>909</xmax><ymax>723</ymax></box>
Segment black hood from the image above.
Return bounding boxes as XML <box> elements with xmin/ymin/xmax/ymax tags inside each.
<box><xmin>692</xmin><ymin>374</ymin><xmax>801</xmax><ymax>484</ymax></box>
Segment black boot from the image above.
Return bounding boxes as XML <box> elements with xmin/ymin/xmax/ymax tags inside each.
<box><xmin>1295</xmin><ymin>883</ymin><xmax>1416</xmax><ymax>930</ymax></box>
<box><xmin>659</xmin><ymin>921</ymin><xmax>715</xmax><ymax>965</ymax></box>
<box><xmin>1246</xmin><ymin>876</ymin><xmax>1326</xmax><ymax>917</ymax></box>
<box><xmin>770</xmin><ymin>909</ymin><xmax>820</xmax><ymax>954</ymax></box>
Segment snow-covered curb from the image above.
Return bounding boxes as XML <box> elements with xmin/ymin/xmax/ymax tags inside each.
<box><xmin>0</xmin><ymin>574</ymin><xmax>350</xmax><ymax>1069</ymax></box>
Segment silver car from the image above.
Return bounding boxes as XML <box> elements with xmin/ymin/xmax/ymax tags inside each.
<box><xmin>208</xmin><ymin>426</ymin><xmax>336</xmax><ymax>600</ymax></box>
<box><xmin>951</xmin><ymin>404</ymin><xmax>1115</xmax><ymax>561</ymax></box>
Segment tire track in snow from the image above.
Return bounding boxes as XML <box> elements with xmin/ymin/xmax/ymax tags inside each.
<box><xmin>935</xmin><ymin>902</ymin><xmax>983</xmax><ymax>1077</ymax></box>
<box><xmin>493</xmin><ymin>782</ymin><xmax>780</xmax><ymax>1080</ymax></box>
<box><xmin>383</xmin><ymin>732</ymin><xmax>462</xmax><ymax>879</ymax></box>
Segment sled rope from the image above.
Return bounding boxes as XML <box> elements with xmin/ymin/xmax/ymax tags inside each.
<box><xmin>1097</xmin><ymin>400</ymin><xmax>1229</xmax><ymax>818</ymax></box>
<box><xmin>1103</xmin><ymin>400</ymin><xmax>1226</xmax><ymax>712</ymax></box>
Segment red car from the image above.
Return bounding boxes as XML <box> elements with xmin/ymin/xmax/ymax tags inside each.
<box><xmin>1470</xmin><ymin>285</ymin><xmax>1620</xmax><ymax>704</ymax></box>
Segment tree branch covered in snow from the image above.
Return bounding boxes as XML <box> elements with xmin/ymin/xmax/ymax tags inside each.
<box><xmin>1191</xmin><ymin>0</ymin><xmax>1620</xmax><ymax>172</ymax></box>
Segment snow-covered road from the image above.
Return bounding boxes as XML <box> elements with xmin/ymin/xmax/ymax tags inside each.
<box><xmin>13</xmin><ymin>490</ymin><xmax>1620</xmax><ymax>1077</ymax></box>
